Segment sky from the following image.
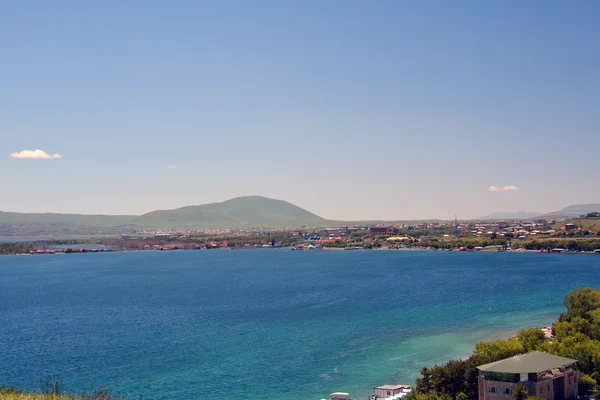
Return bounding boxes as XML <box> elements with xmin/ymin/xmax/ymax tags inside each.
<box><xmin>1</xmin><ymin>1</ymin><xmax>599</xmax><ymax>220</ymax></box>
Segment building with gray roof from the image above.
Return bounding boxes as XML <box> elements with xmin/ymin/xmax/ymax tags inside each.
<box><xmin>477</xmin><ymin>352</ymin><xmax>578</xmax><ymax>400</ymax></box>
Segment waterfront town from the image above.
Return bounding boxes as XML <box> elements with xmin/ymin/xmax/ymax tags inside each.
<box><xmin>2</xmin><ymin>213</ymin><xmax>600</xmax><ymax>255</ymax></box>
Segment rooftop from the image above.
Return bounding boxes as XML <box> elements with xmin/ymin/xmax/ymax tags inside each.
<box><xmin>375</xmin><ymin>385</ymin><xmax>410</xmax><ymax>390</ymax></box>
<box><xmin>477</xmin><ymin>351</ymin><xmax>577</xmax><ymax>374</ymax></box>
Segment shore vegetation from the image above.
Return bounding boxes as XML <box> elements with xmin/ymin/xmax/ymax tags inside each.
<box><xmin>0</xmin><ymin>380</ymin><xmax>128</xmax><ymax>400</ymax></box>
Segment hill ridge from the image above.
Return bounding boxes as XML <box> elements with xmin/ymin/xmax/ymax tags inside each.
<box><xmin>133</xmin><ymin>195</ymin><xmax>326</xmax><ymax>228</ymax></box>
<box><xmin>1</xmin><ymin>197</ymin><xmax>599</xmax><ymax>236</ymax></box>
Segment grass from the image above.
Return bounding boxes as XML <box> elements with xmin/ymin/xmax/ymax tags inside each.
<box><xmin>0</xmin><ymin>388</ymin><xmax>69</xmax><ymax>400</ymax></box>
<box><xmin>0</xmin><ymin>387</ymin><xmax>128</xmax><ymax>400</ymax></box>
<box><xmin>551</xmin><ymin>218</ymin><xmax>600</xmax><ymax>232</ymax></box>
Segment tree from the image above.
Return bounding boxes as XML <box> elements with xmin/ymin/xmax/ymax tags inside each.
<box><xmin>578</xmin><ymin>374</ymin><xmax>597</xmax><ymax>396</ymax></box>
<box><xmin>517</xmin><ymin>328</ymin><xmax>548</xmax><ymax>351</ymax></box>
<box><xmin>513</xmin><ymin>382</ymin><xmax>528</xmax><ymax>400</ymax></box>
<box><xmin>416</xmin><ymin>367</ymin><xmax>433</xmax><ymax>393</ymax></box>
<box><xmin>554</xmin><ymin>317</ymin><xmax>593</xmax><ymax>341</ymax></box>
<box><xmin>472</xmin><ymin>339</ymin><xmax>525</xmax><ymax>364</ymax></box>
<box><xmin>563</xmin><ymin>287</ymin><xmax>600</xmax><ymax>321</ymax></box>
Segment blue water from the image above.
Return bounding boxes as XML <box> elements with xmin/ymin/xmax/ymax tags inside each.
<box><xmin>1</xmin><ymin>250</ymin><xmax>599</xmax><ymax>400</ymax></box>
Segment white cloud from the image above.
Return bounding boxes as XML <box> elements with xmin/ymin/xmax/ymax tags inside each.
<box><xmin>488</xmin><ymin>185</ymin><xmax>519</xmax><ymax>192</ymax></box>
<box><xmin>9</xmin><ymin>149</ymin><xmax>63</xmax><ymax>159</ymax></box>
<box><xmin>167</xmin><ymin>165</ymin><xmax>178</xmax><ymax>169</ymax></box>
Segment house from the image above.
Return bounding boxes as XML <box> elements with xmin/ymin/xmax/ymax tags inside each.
<box><xmin>564</xmin><ymin>224</ymin><xmax>577</xmax><ymax>231</ymax></box>
<box><xmin>477</xmin><ymin>351</ymin><xmax>578</xmax><ymax>400</ymax></box>
<box><xmin>373</xmin><ymin>384</ymin><xmax>411</xmax><ymax>400</ymax></box>
<box><xmin>370</xmin><ymin>226</ymin><xmax>399</xmax><ymax>235</ymax></box>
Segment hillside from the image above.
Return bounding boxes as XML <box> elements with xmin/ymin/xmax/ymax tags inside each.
<box><xmin>548</xmin><ymin>203</ymin><xmax>600</xmax><ymax>217</ymax></box>
<box><xmin>2</xmin><ymin>197</ymin><xmax>600</xmax><ymax>236</ymax></box>
<box><xmin>479</xmin><ymin>203</ymin><xmax>600</xmax><ymax>220</ymax></box>
<box><xmin>0</xmin><ymin>212</ymin><xmax>136</xmax><ymax>237</ymax></box>
<box><xmin>133</xmin><ymin>196</ymin><xmax>327</xmax><ymax>229</ymax></box>
<box><xmin>0</xmin><ymin>197</ymin><xmax>327</xmax><ymax>234</ymax></box>
<box><xmin>551</xmin><ymin>217</ymin><xmax>600</xmax><ymax>232</ymax></box>
<box><xmin>479</xmin><ymin>211</ymin><xmax>542</xmax><ymax>220</ymax></box>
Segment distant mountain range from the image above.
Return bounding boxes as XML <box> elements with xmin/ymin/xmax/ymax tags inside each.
<box><xmin>0</xmin><ymin>196</ymin><xmax>327</xmax><ymax>236</ymax></box>
<box><xmin>134</xmin><ymin>196</ymin><xmax>326</xmax><ymax>229</ymax></box>
<box><xmin>478</xmin><ymin>211</ymin><xmax>543</xmax><ymax>220</ymax></box>
<box><xmin>547</xmin><ymin>203</ymin><xmax>600</xmax><ymax>217</ymax></box>
<box><xmin>479</xmin><ymin>203</ymin><xmax>600</xmax><ymax>219</ymax></box>
<box><xmin>1</xmin><ymin>196</ymin><xmax>599</xmax><ymax>237</ymax></box>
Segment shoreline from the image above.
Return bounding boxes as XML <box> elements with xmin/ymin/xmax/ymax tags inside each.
<box><xmin>346</xmin><ymin>308</ymin><xmax>561</xmax><ymax>400</ymax></box>
<box><xmin>2</xmin><ymin>246</ymin><xmax>598</xmax><ymax>256</ymax></box>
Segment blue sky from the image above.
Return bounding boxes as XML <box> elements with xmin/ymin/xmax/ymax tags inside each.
<box><xmin>1</xmin><ymin>1</ymin><xmax>599</xmax><ymax>220</ymax></box>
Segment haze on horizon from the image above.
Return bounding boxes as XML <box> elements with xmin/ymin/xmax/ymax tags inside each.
<box><xmin>1</xmin><ymin>1</ymin><xmax>599</xmax><ymax>220</ymax></box>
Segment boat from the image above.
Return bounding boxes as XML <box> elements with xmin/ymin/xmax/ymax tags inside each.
<box><xmin>295</xmin><ymin>244</ymin><xmax>323</xmax><ymax>251</ymax></box>
<box><xmin>329</xmin><ymin>392</ymin><xmax>352</xmax><ymax>400</ymax></box>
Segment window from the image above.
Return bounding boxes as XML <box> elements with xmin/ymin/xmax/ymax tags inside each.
<box><xmin>387</xmin><ymin>392</ymin><xmax>391</xmax><ymax>396</ymax></box>
<box><xmin>504</xmin><ymin>388</ymin><xmax>512</xmax><ymax>395</ymax></box>
<box><xmin>569</xmin><ymin>378</ymin><xmax>571</xmax><ymax>384</ymax></box>
<box><xmin>540</xmin><ymin>387</ymin><xmax>543</xmax><ymax>394</ymax></box>
<box><xmin>489</xmin><ymin>387</ymin><xmax>497</xmax><ymax>393</ymax></box>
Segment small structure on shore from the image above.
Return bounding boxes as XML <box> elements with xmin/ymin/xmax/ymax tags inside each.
<box><xmin>373</xmin><ymin>384</ymin><xmax>411</xmax><ymax>400</ymax></box>
<box><xmin>477</xmin><ymin>351</ymin><xmax>578</xmax><ymax>400</ymax></box>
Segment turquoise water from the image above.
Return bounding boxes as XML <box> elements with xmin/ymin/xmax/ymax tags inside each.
<box><xmin>1</xmin><ymin>250</ymin><xmax>599</xmax><ymax>399</ymax></box>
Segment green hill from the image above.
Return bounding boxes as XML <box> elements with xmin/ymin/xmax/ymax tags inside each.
<box><xmin>133</xmin><ymin>196</ymin><xmax>327</xmax><ymax>228</ymax></box>
<box><xmin>0</xmin><ymin>211</ymin><xmax>136</xmax><ymax>237</ymax></box>
<box><xmin>0</xmin><ymin>211</ymin><xmax>135</xmax><ymax>226</ymax></box>
<box><xmin>3</xmin><ymin>197</ymin><xmax>598</xmax><ymax>237</ymax></box>
<box><xmin>0</xmin><ymin>196</ymin><xmax>328</xmax><ymax>235</ymax></box>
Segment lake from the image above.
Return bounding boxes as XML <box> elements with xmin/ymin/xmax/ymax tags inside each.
<box><xmin>1</xmin><ymin>250</ymin><xmax>599</xmax><ymax>399</ymax></box>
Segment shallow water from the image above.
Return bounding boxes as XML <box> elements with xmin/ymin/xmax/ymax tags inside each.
<box><xmin>1</xmin><ymin>250</ymin><xmax>599</xmax><ymax>399</ymax></box>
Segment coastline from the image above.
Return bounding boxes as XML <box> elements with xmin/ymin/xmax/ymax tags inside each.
<box><xmin>346</xmin><ymin>308</ymin><xmax>562</xmax><ymax>400</ymax></box>
<box><xmin>2</xmin><ymin>243</ymin><xmax>600</xmax><ymax>256</ymax></box>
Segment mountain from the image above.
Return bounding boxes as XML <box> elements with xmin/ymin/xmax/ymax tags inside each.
<box><xmin>0</xmin><ymin>211</ymin><xmax>136</xmax><ymax>237</ymax></box>
<box><xmin>134</xmin><ymin>196</ymin><xmax>327</xmax><ymax>229</ymax></box>
<box><xmin>0</xmin><ymin>196</ymin><xmax>328</xmax><ymax>236</ymax></box>
<box><xmin>479</xmin><ymin>203</ymin><xmax>600</xmax><ymax>220</ymax></box>
<box><xmin>546</xmin><ymin>203</ymin><xmax>600</xmax><ymax>217</ymax></box>
<box><xmin>3</xmin><ymin>197</ymin><xmax>600</xmax><ymax>237</ymax></box>
<box><xmin>479</xmin><ymin>211</ymin><xmax>542</xmax><ymax>220</ymax></box>
<box><xmin>0</xmin><ymin>211</ymin><xmax>135</xmax><ymax>226</ymax></box>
